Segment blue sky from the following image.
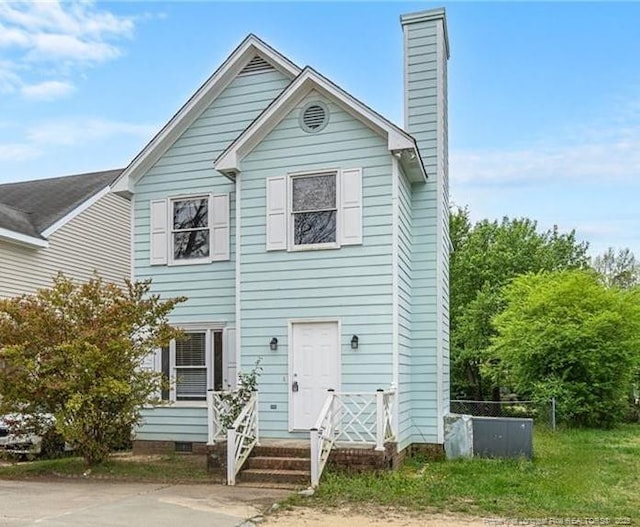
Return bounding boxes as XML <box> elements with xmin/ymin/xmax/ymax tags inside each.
<box><xmin>0</xmin><ymin>1</ymin><xmax>638</xmax><ymax>257</ymax></box>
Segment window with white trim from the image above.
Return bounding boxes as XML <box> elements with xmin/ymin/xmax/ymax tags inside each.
<box><xmin>160</xmin><ymin>330</ymin><xmax>224</xmax><ymax>402</ymax></box>
<box><xmin>172</xmin><ymin>197</ymin><xmax>210</xmax><ymax>261</ymax></box>
<box><xmin>291</xmin><ymin>172</ymin><xmax>337</xmax><ymax>247</ymax></box>
<box><xmin>265</xmin><ymin>168</ymin><xmax>362</xmax><ymax>251</ymax></box>
<box><xmin>149</xmin><ymin>193</ymin><xmax>229</xmax><ymax>266</ymax></box>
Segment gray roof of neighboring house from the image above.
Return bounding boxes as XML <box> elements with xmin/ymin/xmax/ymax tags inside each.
<box><xmin>0</xmin><ymin>169</ymin><xmax>123</xmax><ymax>239</ymax></box>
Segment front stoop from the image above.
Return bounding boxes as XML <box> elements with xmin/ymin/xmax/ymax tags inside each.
<box><xmin>206</xmin><ymin>440</ymin><xmax>402</xmax><ymax>487</ymax></box>
<box><xmin>239</xmin><ymin>445</ymin><xmax>311</xmax><ymax>487</ymax></box>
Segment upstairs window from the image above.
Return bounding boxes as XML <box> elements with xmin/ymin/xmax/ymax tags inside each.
<box><xmin>172</xmin><ymin>197</ymin><xmax>209</xmax><ymax>261</ymax></box>
<box><xmin>149</xmin><ymin>194</ymin><xmax>229</xmax><ymax>266</ymax></box>
<box><xmin>266</xmin><ymin>168</ymin><xmax>362</xmax><ymax>251</ymax></box>
<box><xmin>291</xmin><ymin>173</ymin><xmax>337</xmax><ymax>247</ymax></box>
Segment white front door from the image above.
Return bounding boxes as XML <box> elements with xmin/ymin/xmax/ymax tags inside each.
<box><xmin>290</xmin><ymin>321</ymin><xmax>340</xmax><ymax>431</ymax></box>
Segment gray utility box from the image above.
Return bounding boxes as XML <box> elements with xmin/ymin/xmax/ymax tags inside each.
<box><xmin>472</xmin><ymin>416</ymin><xmax>533</xmax><ymax>460</ymax></box>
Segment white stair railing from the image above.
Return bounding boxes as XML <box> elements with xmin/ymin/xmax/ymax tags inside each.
<box><xmin>226</xmin><ymin>392</ymin><xmax>259</xmax><ymax>486</ymax></box>
<box><xmin>310</xmin><ymin>388</ymin><xmax>395</xmax><ymax>487</ymax></box>
<box><xmin>310</xmin><ymin>389</ymin><xmax>337</xmax><ymax>487</ymax></box>
<box><xmin>206</xmin><ymin>390</ymin><xmax>233</xmax><ymax>445</ymax></box>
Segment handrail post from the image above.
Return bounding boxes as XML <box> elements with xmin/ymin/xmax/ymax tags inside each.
<box><xmin>375</xmin><ymin>389</ymin><xmax>384</xmax><ymax>451</ymax></box>
<box><xmin>227</xmin><ymin>427</ymin><xmax>236</xmax><ymax>485</ymax></box>
<box><xmin>253</xmin><ymin>391</ymin><xmax>260</xmax><ymax>446</ymax></box>
<box><xmin>310</xmin><ymin>427</ymin><xmax>319</xmax><ymax>487</ymax></box>
<box><xmin>327</xmin><ymin>388</ymin><xmax>335</xmax><ymax>439</ymax></box>
<box><xmin>207</xmin><ymin>389</ymin><xmax>214</xmax><ymax>445</ymax></box>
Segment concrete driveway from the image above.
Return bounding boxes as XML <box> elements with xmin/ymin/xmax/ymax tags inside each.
<box><xmin>0</xmin><ymin>479</ymin><xmax>290</xmax><ymax>526</ymax></box>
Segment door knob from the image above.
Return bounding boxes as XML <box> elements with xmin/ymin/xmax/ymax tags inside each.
<box><xmin>292</xmin><ymin>381</ymin><xmax>299</xmax><ymax>392</ymax></box>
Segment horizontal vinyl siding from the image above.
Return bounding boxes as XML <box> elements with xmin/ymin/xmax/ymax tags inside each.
<box><xmin>397</xmin><ymin>167</ymin><xmax>413</xmax><ymax>451</ymax></box>
<box><xmin>240</xmin><ymin>91</ymin><xmax>394</xmax><ymax>438</ymax></box>
<box><xmin>0</xmin><ymin>192</ymin><xmax>130</xmax><ymax>299</ymax></box>
<box><xmin>133</xmin><ymin>69</ymin><xmax>290</xmax><ymax>324</ymax></box>
<box><xmin>133</xmin><ymin>69</ymin><xmax>291</xmax><ymax>441</ymax></box>
<box><xmin>405</xmin><ymin>17</ymin><xmax>441</xmax><ymax>445</ymax></box>
<box><xmin>439</xmin><ymin>24</ymin><xmax>451</xmax><ymax>417</ymax></box>
<box><xmin>137</xmin><ymin>407</ymin><xmax>208</xmax><ymax>442</ymax></box>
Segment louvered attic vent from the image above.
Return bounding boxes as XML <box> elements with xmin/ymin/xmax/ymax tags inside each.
<box><xmin>300</xmin><ymin>101</ymin><xmax>329</xmax><ymax>133</ymax></box>
<box><xmin>239</xmin><ymin>55</ymin><xmax>275</xmax><ymax>75</ymax></box>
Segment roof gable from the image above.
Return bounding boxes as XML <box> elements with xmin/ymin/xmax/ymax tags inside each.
<box><xmin>112</xmin><ymin>34</ymin><xmax>301</xmax><ymax>195</ymax></box>
<box><xmin>214</xmin><ymin>67</ymin><xmax>427</xmax><ymax>183</ymax></box>
<box><xmin>0</xmin><ymin>169</ymin><xmax>121</xmax><ymax>248</ymax></box>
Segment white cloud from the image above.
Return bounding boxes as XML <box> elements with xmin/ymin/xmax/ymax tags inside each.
<box><xmin>0</xmin><ymin>143</ymin><xmax>41</xmax><ymax>161</ymax></box>
<box><xmin>26</xmin><ymin>117</ymin><xmax>156</xmax><ymax>146</ymax></box>
<box><xmin>28</xmin><ymin>33</ymin><xmax>121</xmax><ymax>63</ymax></box>
<box><xmin>0</xmin><ymin>1</ymin><xmax>149</xmax><ymax>101</ymax></box>
<box><xmin>21</xmin><ymin>80</ymin><xmax>75</xmax><ymax>101</ymax></box>
<box><xmin>0</xmin><ymin>1</ymin><xmax>135</xmax><ymax>64</ymax></box>
<box><xmin>452</xmin><ymin>95</ymin><xmax>640</xmax><ymax>186</ymax></box>
<box><xmin>0</xmin><ymin>65</ymin><xmax>20</xmax><ymax>94</ymax></box>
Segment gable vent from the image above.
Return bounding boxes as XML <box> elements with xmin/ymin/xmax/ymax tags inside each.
<box><xmin>300</xmin><ymin>101</ymin><xmax>329</xmax><ymax>133</ymax></box>
<box><xmin>239</xmin><ymin>55</ymin><xmax>275</xmax><ymax>76</ymax></box>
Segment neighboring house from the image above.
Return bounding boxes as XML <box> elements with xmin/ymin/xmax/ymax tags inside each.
<box><xmin>0</xmin><ymin>170</ymin><xmax>130</xmax><ymax>299</ymax></box>
<box><xmin>113</xmin><ymin>8</ymin><xmax>450</xmax><ymax>476</ymax></box>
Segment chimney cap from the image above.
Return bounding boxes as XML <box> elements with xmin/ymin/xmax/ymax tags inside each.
<box><xmin>400</xmin><ymin>7</ymin><xmax>449</xmax><ymax>59</ymax></box>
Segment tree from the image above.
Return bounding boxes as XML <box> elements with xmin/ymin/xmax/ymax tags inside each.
<box><xmin>450</xmin><ymin>208</ymin><xmax>589</xmax><ymax>400</ymax></box>
<box><xmin>0</xmin><ymin>275</ymin><xmax>185</xmax><ymax>465</ymax></box>
<box><xmin>491</xmin><ymin>270</ymin><xmax>640</xmax><ymax>428</ymax></box>
<box><xmin>592</xmin><ymin>247</ymin><xmax>639</xmax><ymax>289</ymax></box>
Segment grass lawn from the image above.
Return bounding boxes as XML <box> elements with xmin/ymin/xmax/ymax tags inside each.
<box><xmin>307</xmin><ymin>424</ymin><xmax>640</xmax><ymax>518</ymax></box>
<box><xmin>0</xmin><ymin>453</ymin><xmax>211</xmax><ymax>484</ymax></box>
<box><xmin>0</xmin><ymin>425</ymin><xmax>638</xmax><ymax>519</ymax></box>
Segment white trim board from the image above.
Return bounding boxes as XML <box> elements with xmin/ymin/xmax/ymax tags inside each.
<box><xmin>0</xmin><ymin>227</ymin><xmax>48</xmax><ymax>249</ymax></box>
<box><xmin>41</xmin><ymin>186</ymin><xmax>111</xmax><ymax>238</ymax></box>
<box><xmin>235</xmin><ymin>176</ymin><xmax>242</xmax><ymax>383</ymax></box>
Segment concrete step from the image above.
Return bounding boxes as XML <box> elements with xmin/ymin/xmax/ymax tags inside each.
<box><xmin>234</xmin><ymin>481</ymin><xmax>306</xmax><ymax>490</ymax></box>
<box><xmin>246</xmin><ymin>456</ymin><xmax>310</xmax><ymax>471</ymax></box>
<box><xmin>239</xmin><ymin>468</ymin><xmax>311</xmax><ymax>486</ymax></box>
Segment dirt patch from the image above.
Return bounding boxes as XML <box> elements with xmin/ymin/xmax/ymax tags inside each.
<box><xmin>264</xmin><ymin>506</ymin><xmax>487</xmax><ymax>527</ymax></box>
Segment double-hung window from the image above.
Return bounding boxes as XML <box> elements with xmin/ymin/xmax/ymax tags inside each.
<box><xmin>171</xmin><ymin>197</ymin><xmax>210</xmax><ymax>262</ymax></box>
<box><xmin>160</xmin><ymin>330</ymin><xmax>224</xmax><ymax>402</ymax></box>
<box><xmin>149</xmin><ymin>194</ymin><xmax>229</xmax><ymax>266</ymax></box>
<box><xmin>291</xmin><ymin>172</ymin><xmax>337</xmax><ymax>247</ymax></box>
<box><xmin>266</xmin><ymin>168</ymin><xmax>362</xmax><ymax>251</ymax></box>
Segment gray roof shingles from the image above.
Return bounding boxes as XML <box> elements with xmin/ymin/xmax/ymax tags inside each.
<box><xmin>0</xmin><ymin>169</ymin><xmax>123</xmax><ymax>239</ymax></box>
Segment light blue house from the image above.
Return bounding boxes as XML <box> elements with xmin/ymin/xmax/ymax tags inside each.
<box><xmin>113</xmin><ymin>8</ymin><xmax>450</xmax><ymax>483</ymax></box>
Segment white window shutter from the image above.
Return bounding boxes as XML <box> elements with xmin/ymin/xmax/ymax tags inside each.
<box><xmin>141</xmin><ymin>349</ymin><xmax>161</xmax><ymax>400</ymax></box>
<box><xmin>211</xmin><ymin>193</ymin><xmax>230</xmax><ymax>261</ymax></box>
<box><xmin>266</xmin><ymin>176</ymin><xmax>287</xmax><ymax>251</ymax></box>
<box><xmin>150</xmin><ymin>199</ymin><xmax>168</xmax><ymax>265</ymax></box>
<box><xmin>141</xmin><ymin>350</ymin><xmax>158</xmax><ymax>371</ymax></box>
<box><xmin>340</xmin><ymin>168</ymin><xmax>363</xmax><ymax>245</ymax></box>
<box><xmin>223</xmin><ymin>328</ymin><xmax>237</xmax><ymax>390</ymax></box>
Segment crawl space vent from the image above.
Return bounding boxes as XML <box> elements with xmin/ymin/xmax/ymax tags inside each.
<box><xmin>174</xmin><ymin>441</ymin><xmax>193</xmax><ymax>453</ymax></box>
<box><xmin>300</xmin><ymin>102</ymin><xmax>329</xmax><ymax>133</ymax></box>
<box><xmin>239</xmin><ymin>56</ymin><xmax>275</xmax><ymax>75</ymax></box>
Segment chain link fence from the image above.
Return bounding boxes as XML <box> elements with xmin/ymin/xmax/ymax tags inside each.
<box><xmin>450</xmin><ymin>399</ymin><xmax>557</xmax><ymax>430</ymax></box>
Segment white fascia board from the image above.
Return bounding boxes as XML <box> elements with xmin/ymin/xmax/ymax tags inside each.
<box><xmin>214</xmin><ymin>150</ymin><xmax>239</xmax><ymax>174</ymax></box>
<box><xmin>112</xmin><ymin>35</ymin><xmax>301</xmax><ymax>193</ymax></box>
<box><xmin>41</xmin><ymin>186</ymin><xmax>111</xmax><ymax>238</ymax></box>
<box><xmin>0</xmin><ymin>227</ymin><xmax>48</xmax><ymax>249</ymax></box>
<box><xmin>388</xmin><ymin>130</ymin><xmax>415</xmax><ymax>151</ymax></box>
